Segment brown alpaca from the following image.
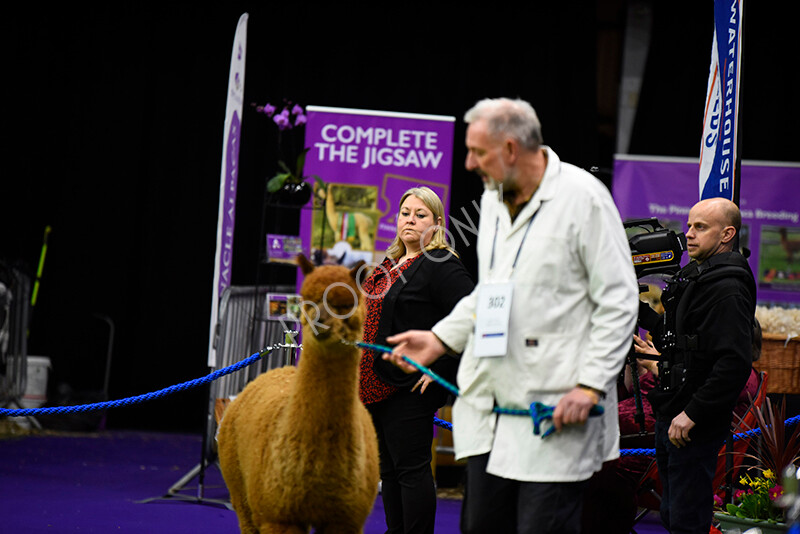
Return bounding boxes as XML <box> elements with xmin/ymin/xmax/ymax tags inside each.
<box><xmin>217</xmin><ymin>254</ymin><xmax>379</xmax><ymax>534</ymax></box>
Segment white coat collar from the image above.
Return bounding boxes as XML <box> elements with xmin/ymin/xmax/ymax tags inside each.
<box><xmin>499</xmin><ymin>146</ymin><xmax>561</xmax><ymax>233</ymax></box>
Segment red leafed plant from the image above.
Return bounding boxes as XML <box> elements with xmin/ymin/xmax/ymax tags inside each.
<box><xmin>715</xmin><ymin>397</ymin><xmax>800</xmax><ymax>523</ymax></box>
<box><xmin>742</xmin><ymin>396</ymin><xmax>800</xmax><ymax>477</ymax></box>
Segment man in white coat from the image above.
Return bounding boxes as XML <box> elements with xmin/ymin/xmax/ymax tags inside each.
<box><xmin>385</xmin><ymin>97</ymin><xmax>639</xmax><ymax>533</ymax></box>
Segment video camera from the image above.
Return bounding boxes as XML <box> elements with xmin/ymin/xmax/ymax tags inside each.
<box><xmin>622</xmin><ymin>218</ymin><xmax>687</xmax><ymax>429</ymax></box>
<box><xmin>624</xmin><ymin>217</ymin><xmax>687</xmax><ymax>280</ymax></box>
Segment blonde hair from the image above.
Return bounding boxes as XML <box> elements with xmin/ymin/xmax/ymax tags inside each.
<box><xmin>386</xmin><ymin>187</ymin><xmax>457</xmax><ymax>260</ymax></box>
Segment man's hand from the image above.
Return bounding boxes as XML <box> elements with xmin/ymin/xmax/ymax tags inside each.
<box><xmin>632</xmin><ymin>335</ymin><xmax>660</xmax><ymax>375</ymax></box>
<box><xmin>668</xmin><ymin>411</ymin><xmax>695</xmax><ymax>448</ymax></box>
<box><xmin>551</xmin><ymin>387</ymin><xmax>599</xmax><ymax>432</ymax></box>
<box><xmin>383</xmin><ymin>330</ymin><xmax>446</xmax><ymax>373</ymax></box>
<box><xmin>633</xmin><ymin>334</ymin><xmax>659</xmax><ymax>357</ymax></box>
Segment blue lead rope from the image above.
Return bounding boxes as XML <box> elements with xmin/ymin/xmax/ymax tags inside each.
<box><xmin>353</xmin><ymin>341</ymin><xmax>460</xmax><ymax>394</ymax></box>
<box><xmin>0</xmin><ymin>347</ymin><xmax>274</xmax><ymax>418</ymax></box>
<box><xmin>353</xmin><ymin>341</ymin><xmax>604</xmax><ymax>439</ymax></box>
<box><xmin>529</xmin><ymin>401</ymin><xmax>603</xmax><ymax>438</ymax></box>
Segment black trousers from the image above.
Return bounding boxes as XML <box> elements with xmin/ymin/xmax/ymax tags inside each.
<box><xmin>655</xmin><ymin>420</ymin><xmax>724</xmax><ymax>534</ymax></box>
<box><xmin>461</xmin><ymin>453</ymin><xmax>589</xmax><ymax>534</ymax></box>
<box><xmin>368</xmin><ymin>387</ymin><xmax>448</xmax><ymax>534</ymax></box>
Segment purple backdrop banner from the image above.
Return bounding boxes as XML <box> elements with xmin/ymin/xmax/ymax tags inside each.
<box><xmin>299</xmin><ymin>106</ymin><xmax>455</xmax><ymax>273</ymax></box>
<box><xmin>613</xmin><ymin>155</ymin><xmax>800</xmax><ymax>305</ymax></box>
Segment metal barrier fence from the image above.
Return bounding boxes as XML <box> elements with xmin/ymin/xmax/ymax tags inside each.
<box><xmin>0</xmin><ymin>265</ymin><xmax>30</xmax><ymax>411</ymax></box>
<box><xmin>211</xmin><ymin>285</ymin><xmax>298</xmax><ymax>399</ymax></box>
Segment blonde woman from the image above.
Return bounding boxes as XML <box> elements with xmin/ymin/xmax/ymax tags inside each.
<box><xmin>359</xmin><ymin>186</ymin><xmax>474</xmax><ymax>534</ymax></box>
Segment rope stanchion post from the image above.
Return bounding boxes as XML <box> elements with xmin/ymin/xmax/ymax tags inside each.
<box><xmin>283</xmin><ymin>330</ymin><xmax>300</xmax><ymax>367</ymax></box>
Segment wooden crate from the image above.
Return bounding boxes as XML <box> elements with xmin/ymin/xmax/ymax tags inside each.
<box><xmin>754</xmin><ymin>333</ymin><xmax>800</xmax><ymax>394</ymax></box>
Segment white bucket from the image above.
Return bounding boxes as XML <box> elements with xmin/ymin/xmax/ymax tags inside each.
<box><xmin>20</xmin><ymin>356</ymin><xmax>51</xmax><ymax>409</ymax></box>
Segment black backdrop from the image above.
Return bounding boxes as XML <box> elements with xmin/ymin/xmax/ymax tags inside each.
<box><xmin>1</xmin><ymin>3</ymin><xmax>795</xmax><ymax>432</ymax></box>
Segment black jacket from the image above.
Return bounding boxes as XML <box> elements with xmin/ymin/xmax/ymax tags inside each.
<box><xmin>371</xmin><ymin>248</ymin><xmax>475</xmax><ymax>389</ymax></box>
<box><xmin>640</xmin><ymin>251</ymin><xmax>756</xmax><ymax>440</ymax></box>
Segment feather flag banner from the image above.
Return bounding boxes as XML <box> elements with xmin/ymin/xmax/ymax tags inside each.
<box><xmin>208</xmin><ymin>14</ymin><xmax>248</xmax><ymax>367</ymax></box>
<box><xmin>699</xmin><ymin>0</ymin><xmax>743</xmax><ymax>202</ymax></box>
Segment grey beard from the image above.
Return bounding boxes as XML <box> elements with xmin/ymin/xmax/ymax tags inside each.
<box><xmin>485</xmin><ymin>175</ymin><xmax>517</xmax><ymax>203</ymax></box>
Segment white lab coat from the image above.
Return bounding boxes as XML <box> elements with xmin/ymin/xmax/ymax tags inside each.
<box><xmin>433</xmin><ymin>147</ymin><xmax>639</xmax><ymax>482</ymax></box>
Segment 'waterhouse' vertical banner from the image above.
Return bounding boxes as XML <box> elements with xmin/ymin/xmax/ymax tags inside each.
<box><xmin>300</xmin><ymin>106</ymin><xmax>455</xmax><ymax>273</ymax></box>
<box><xmin>699</xmin><ymin>0</ymin><xmax>743</xmax><ymax>202</ymax></box>
<box><xmin>207</xmin><ymin>13</ymin><xmax>247</xmax><ymax>368</ymax></box>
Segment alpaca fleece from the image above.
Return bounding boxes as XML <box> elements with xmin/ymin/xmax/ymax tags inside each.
<box><xmin>218</xmin><ymin>257</ymin><xmax>379</xmax><ymax>533</ymax></box>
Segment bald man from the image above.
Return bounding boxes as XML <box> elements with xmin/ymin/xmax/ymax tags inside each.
<box><xmin>685</xmin><ymin>197</ymin><xmax>742</xmax><ymax>264</ymax></box>
<box><xmin>638</xmin><ymin>197</ymin><xmax>757</xmax><ymax>534</ymax></box>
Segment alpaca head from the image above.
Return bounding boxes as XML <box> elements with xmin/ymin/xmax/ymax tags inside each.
<box><xmin>296</xmin><ymin>254</ymin><xmax>367</xmax><ymax>344</ymax></box>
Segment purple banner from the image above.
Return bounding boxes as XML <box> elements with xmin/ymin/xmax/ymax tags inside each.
<box><xmin>699</xmin><ymin>0</ymin><xmax>743</xmax><ymax>201</ymax></box>
<box><xmin>299</xmin><ymin>106</ymin><xmax>455</xmax><ymax>271</ymax></box>
<box><xmin>208</xmin><ymin>13</ymin><xmax>247</xmax><ymax>367</ymax></box>
<box><xmin>217</xmin><ymin>112</ymin><xmax>241</xmax><ymax>292</ymax></box>
<box><xmin>613</xmin><ymin>155</ymin><xmax>800</xmax><ymax>305</ymax></box>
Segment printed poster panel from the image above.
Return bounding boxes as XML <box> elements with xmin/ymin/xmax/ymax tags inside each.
<box><xmin>265</xmin><ymin>293</ymin><xmax>302</xmax><ymax>322</ymax></box>
<box><xmin>613</xmin><ymin>155</ymin><xmax>800</xmax><ymax>306</ymax></box>
<box><xmin>300</xmin><ymin>106</ymin><xmax>455</xmax><ymax>274</ymax></box>
<box><xmin>266</xmin><ymin>234</ymin><xmax>303</xmax><ymax>264</ymax></box>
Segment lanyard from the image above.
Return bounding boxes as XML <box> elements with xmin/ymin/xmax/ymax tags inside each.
<box><xmin>489</xmin><ymin>204</ymin><xmax>542</xmax><ymax>276</ymax></box>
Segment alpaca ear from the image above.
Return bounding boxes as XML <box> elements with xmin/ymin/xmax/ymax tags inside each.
<box><xmin>296</xmin><ymin>253</ymin><xmax>316</xmax><ymax>275</ymax></box>
<box><xmin>349</xmin><ymin>260</ymin><xmax>367</xmax><ymax>286</ymax></box>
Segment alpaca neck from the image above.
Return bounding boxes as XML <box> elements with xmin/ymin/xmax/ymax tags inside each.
<box><xmin>285</xmin><ymin>337</ymin><xmax>361</xmax><ymax>430</ymax></box>
<box><xmin>325</xmin><ymin>191</ymin><xmax>341</xmax><ymax>233</ymax></box>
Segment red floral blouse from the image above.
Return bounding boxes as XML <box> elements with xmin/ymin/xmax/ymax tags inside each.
<box><xmin>358</xmin><ymin>255</ymin><xmax>420</xmax><ymax>405</ymax></box>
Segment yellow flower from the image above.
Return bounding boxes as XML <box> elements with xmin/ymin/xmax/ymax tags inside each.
<box><xmin>763</xmin><ymin>469</ymin><xmax>775</xmax><ymax>480</ymax></box>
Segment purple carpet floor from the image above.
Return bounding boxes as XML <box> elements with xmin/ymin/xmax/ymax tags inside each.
<box><xmin>0</xmin><ymin>429</ymin><xmax>667</xmax><ymax>533</ymax></box>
